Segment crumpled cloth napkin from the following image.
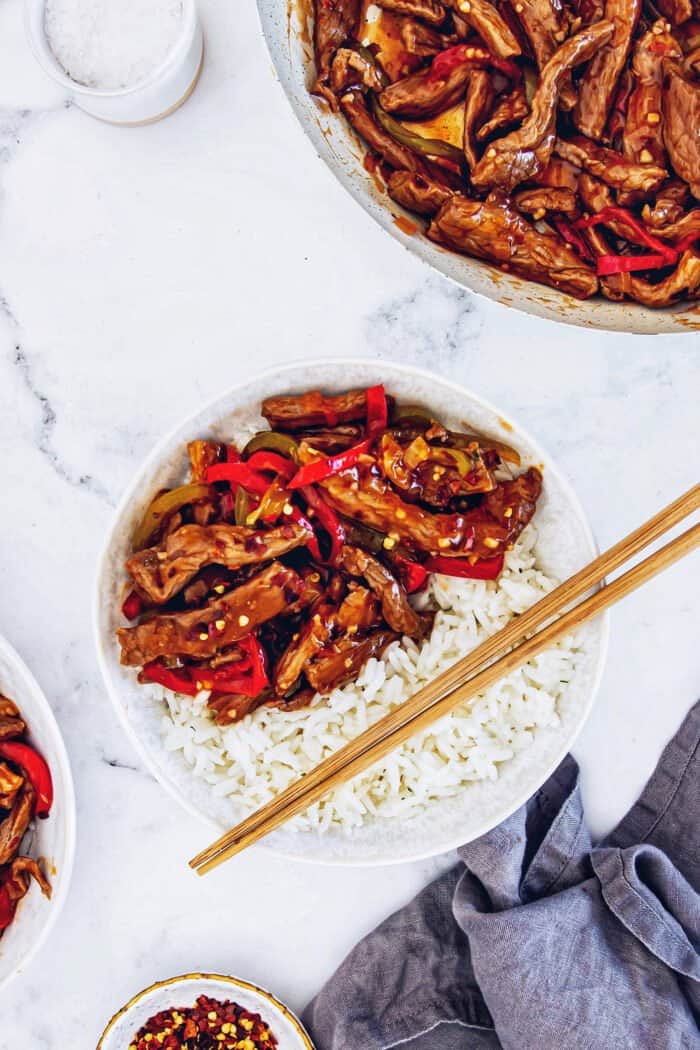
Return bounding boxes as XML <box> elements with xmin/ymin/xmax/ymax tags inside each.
<box><xmin>304</xmin><ymin>701</ymin><xmax>700</xmax><ymax>1049</ymax></box>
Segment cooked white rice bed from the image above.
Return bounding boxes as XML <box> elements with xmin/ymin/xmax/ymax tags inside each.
<box><xmin>160</xmin><ymin>525</ymin><xmax>578</xmax><ymax>832</ymax></box>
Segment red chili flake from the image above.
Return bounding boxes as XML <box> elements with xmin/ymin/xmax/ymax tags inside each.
<box><xmin>130</xmin><ymin>994</ymin><xmax>279</xmax><ymax>1050</ymax></box>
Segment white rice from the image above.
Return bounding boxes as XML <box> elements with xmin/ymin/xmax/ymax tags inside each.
<box><xmin>159</xmin><ymin>525</ymin><xmax>578</xmax><ymax>832</ymax></box>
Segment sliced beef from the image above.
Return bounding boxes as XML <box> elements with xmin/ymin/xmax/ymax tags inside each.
<box><xmin>341</xmin><ymin>546</ymin><xmax>425</xmax><ymax>636</ymax></box>
<box><xmin>331</xmin><ymin>48</ymin><xmax>388</xmax><ymax>93</ymax></box>
<box><xmin>623</xmin><ymin>250</ymin><xmax>700</xmax><ymax>305</ymax></box>
<box><xmin>388</xmin><ymin>170</ymin><xmax>454</xmax><ymax>215</ymax></box>
<box><xmin>0</xmin><ymin>782</ymin><xmax>35</xmax><ymax>865</ymax></box>
<box><xmin>471</xmin><ymin>21</ymin><xmax>614</xmax><ymax>191</ymax></box>
<box><xmin>262</xmin><ymin>387</ymin><xmax>372</xmax><ymax>430</ymax></box>
<box><xmin>374</xmin><ymin>0</ymin><xmax>448</xmax><ymax>22</ymax></box>
<box><xmin>663</xmin><ymin>62</ymin><xmax>700</xmax><ymax>199</ymax></box>
<box><xmin>379</xmin><ymin>62</ymin><xmax>474</xmax><ymax>118</ymax></box>
<box><xmin>207</xmin><ymin>693</ymin><xmax>267</xmax><ymax>726</ymax></box>
<box><xmin>514</xmin><ymin>186</ymin><xmax>579</xmax><ymax>216</ymax></box>
<box><xmin>117</xmin><ymin>562</ymin><xmax>304</xmax><ymax>667</ymax></box>
<box><xmin>306</xmin><ymin>628</ymin><xmax>399</xmax><ymax>693</ymax></box>
<box><xmin>479</xmin><ymin>467</ymin><xmax>543</xmax><ymax>544</ymax></box>
<box><xmin>574</xmin><ymin>0</ymin><xmax>642</xmax><ymax>140</ymax></box>
<box><xmin>0</xmin><ymin>697</ymin><xmax>25</xmax><ymax>741</ymax></box>
<box><xmin>507</xmin><ymin>0</ymin><xmax>574</xmax><ymax>104</ymax></box>
<box><xmin>555</xmin><ymin>136</ymin><xmax>667</xmax><ymax>194</ymax></box>
<box><xmin>402</xmin><ymin>19</ymin><xmax>458</xmax><ymax>56</ymax></box>
<box><xmin>0</xmin><ymin>762</ymin><xmax>24</xmax><ymax>811</ymax></box>
<box><xmin>316</xmin><ymin>456</ymin><xmax>477</xmax><ymax>554</ymax></box>
<box><xmin>125</xmin><ymin>523</ymin><xmax>309</xmax><ymax>604</ymax></box>
<box><xmin>187</xmin><ymin>441</ymin><xmax>224</xmax><ymax>483</ymax></box>
<box><xmin>294</xmin><ymin>425</ymin><xmax>365</xmax><ymax>453</ymax></box>
<box><xmin>476</xmin><ymin>84</ymin><xmax>529</xmax><ymax>141</ymax></box>
<box><xmin>445</xmin><ymin>0</ymin><xmax>522</xmax><ymax>58</ymax></box>
<box><xmin>313</xmin><ymin>0</ymin><xmax>362</xmax><ymax>102</ymax></box>
<box><xmin>623</xmin><ymin>24</ymin><xmax>682</xmax><ymax>169</ymax></box>
<box><xmin>428</xmin><ymin>193</ymin><xmax>599</xmax><ymax>298</ymax></box>
<box><xmin>463</xmin><ymin>69</ymin><xmax>495</xmax><ymax>170</ymax></box>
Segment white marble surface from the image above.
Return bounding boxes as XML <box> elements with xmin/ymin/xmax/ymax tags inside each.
<box><xmin>0</xmin><ymin>0</ymin><xmax>698</xmax><ymax>1044</ymax></box>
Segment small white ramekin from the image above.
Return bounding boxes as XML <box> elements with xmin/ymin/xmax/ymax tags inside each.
<box><xmin>25</xmin><ymin>0</ymin><xmax>204</xmax><ymax>125</ymax></box>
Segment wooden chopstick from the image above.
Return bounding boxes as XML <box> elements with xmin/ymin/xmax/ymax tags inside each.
<box><xmin>190</xmin><ymin>485</ymin><xmax>700</xmax><ymax>875</ymax></box>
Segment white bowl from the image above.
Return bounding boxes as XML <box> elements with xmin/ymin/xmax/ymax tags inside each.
<box><xmin>255</xmin><ymin>0</ymin><xmax>699</xmax><ymax>335</ymax></box>
<box><xmin>0</xmin><ymin>633</ymin><xmax>76</xmax><ymax>990</ymax></box>
<box><xmin>97</xmin><ymin>972</ymin><xmax>314</xmax><ymax>1049</ymax></box>
<box><xmin>25</xmin><ymin>0</ymin><xmax>204</xmax><ymax>125</ymax></box>
<box><xmin>95</xmin><ymin>359</ymin><xmax>608</xmax><ymax>865</ymax></box>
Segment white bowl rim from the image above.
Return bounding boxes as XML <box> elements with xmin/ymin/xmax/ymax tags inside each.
<box><xmin>97</xmin><ymin>970</ymin><xmax>315</xmax><ymax>1049</ymax></box>
<box><xmin>0</xmin><ymin>632</ymin><xmax>77</xmax><ymax>990</ymax></box>
<box><xmin>24</xmin><ymin>0</ymin><xmax>198</xmax><ymax>98</ymax></box>
<box><xmin>94</xmin><ymin>357</ymin><xmax>609</xmax><ymax>866</ymax></box>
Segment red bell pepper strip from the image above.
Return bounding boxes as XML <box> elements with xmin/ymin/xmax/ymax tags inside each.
<box><xmin>226</xmin><ymin>445</ymin><xmax>242</xmax><ymax>463</ymax></box>
<box><xmin>366</xmin><ymin>384</ymin><xmax>388</xmax><ymax>438</ymax></box>
<box><xmin>428</xmin><ymin>45</ymin><xmax>521</xmax><ymax>85</ymax></box>
<box><xmin>0</xmin><ymin>742</ymin><xmax>54</xmax><ymax>818</ymax></box>
<box><xmin>204</xmin><ymin>633</ymin><xmax>270</xmax><ymax>697</ymax></box>
<box><xmin>205</xmin><ymin>462</ymin><xmax>270</xmax><ymax>496</ymax></box>
<box><xmin>0</xmin><ymin>885</ymin><xmax>17</xmax><ymax>930</ymax></box>
<box><xmin>301</xmin><ymin>485</ymin><xmax>346</xmax><ymax>564</ymax></box>
<box><xmin>287</xmin><ymin>441</ymin><xmax>372</xmax><ymax>489</ymax></box>
<box><xmin>289</xmin><ymin>506</ymin><xmax>324</xmax><ymax>562</ymax></box>
<box><xmin>238</xmin><ymin>632</ymin><xmax>269</xmax><ymax>693</ymax></box>
<box><xmin>575</xmin><ymin>207</ymin><xmax>678</xmax><ymax>264</ymax></box>
<box><xmin>551</xmin><ymin>215</ymin><xmax>594</xmax><ymax>262</ymax></box>
<box><xmin>121</xmin><ymin>590</ymin><xmax>143</xmax><ymax>621</ymax></box>
<box><xmin>393</xmin><ymin>555</ymin><xmax>429</xmax><ymax>594</ymax></box>
<box><xmin>424</xmin><ymin>553</ymin><xmax>504</xmax><ymax>580</ymax></box>
<box><xmin>245</xmin><ymin>451</ymin><xmax>295</xmax><ymax>482</ymax></box>
<box><xmin>141</xmin><ymin>662</ymin><xmax>199</xmax><ymax>697</ymax></box>
<box><xmin>595</xmin><ymin>253</ymin><xmax>673</xmax><ymax>275</ymax></box>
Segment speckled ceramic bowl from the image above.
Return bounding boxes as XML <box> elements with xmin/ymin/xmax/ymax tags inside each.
<box><xmin>95</xmin><ymin>359</ymin><xmax>608</xmax><ymax>865</ymax></box>
<box><xmin>254</xmin><ymin>1</ymin><xmax>699</xmax><ymax>334</ymax></box>
<box><xmin>0</xmin><ymin>633</ymin><xmax>76</xmax><ymax>991</ymax></box>
<box><xmin>97</xmin><ymin>972</ymin><xmax>314</xmax><ymax>1049</ymax></box>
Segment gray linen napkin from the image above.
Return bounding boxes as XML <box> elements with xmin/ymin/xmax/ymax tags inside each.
<box><xmin>304</xmin><ymin>701</ymin><xmax>700</xmax><ymax>1049</ymax></box>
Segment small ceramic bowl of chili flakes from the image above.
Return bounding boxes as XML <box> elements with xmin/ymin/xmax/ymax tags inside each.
<box><xmin>97</xmin><ymin>973</ymin><xmax>314</xmax><ymax>1050</ymax></box>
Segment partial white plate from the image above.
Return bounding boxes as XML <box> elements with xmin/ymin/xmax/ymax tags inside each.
<box><xmin>0</xmin><ymin>633</ymin><xmax>76</xmax><ymax>991</ymax></box>
<box><xmin>95</xmin><ymin>359</ymin><xmax>608</xmax><ymax>865</ymax></box>
<box><xmin>97</xmin><ymin>972</ymin><xmax>314</xmax><ymax>1049</ymax></box>
<box><xmin>255</xmin><ymin>0</ymin><xmax>699</xmax><ymax>334</ymax></box>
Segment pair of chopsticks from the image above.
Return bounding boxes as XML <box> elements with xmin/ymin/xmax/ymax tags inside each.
<box><xmin>190</xmin><ymin>483</ymin><xmax>700</xmax><ymax>876</ymax></box>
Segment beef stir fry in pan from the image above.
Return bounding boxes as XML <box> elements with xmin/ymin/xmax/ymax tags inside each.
<box><xmin>118</xmin><ymin>386</ymin><xmax>542</xmax><ymax>727</ymax></box>
<box><xmin>0</xmin><ymin>697</ymin><xmax>52</xmax><ymax>936</ymax></box>
<box><xmin>310</xmin><ymin>0</ymin><xmax>700</xmax><ymax>306</ymax></box>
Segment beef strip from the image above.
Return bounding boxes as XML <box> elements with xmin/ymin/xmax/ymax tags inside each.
<box><xmin>0</xmin><ymin>782</ymin><xmax>35</xmax><ymax>866</ymax></box>
<box><xmin>331</xmin><ymin>48</ymin><xmax>388</xmax><ymax>93</ymax></box>
<box><xmin>125</xmin><ymin>522</ymin><xmax>309</xmax><ymax>604</ymax></box>
<box><xmin>533</xmin><ymin>156</ymin><xmax>581</xmax><ymax>190</ymax></box>
<box><xmin>476</xmin><ymin>83</ymin><xmax>529</xmax><ymax>140</ymax></box>
<box><xmin>428</xmin><ymin>192</ymin><xmax>599</xmax><ymax>297</ymax></box>
<box><xmin>273</xmin><ymin>602</ymin><xmax>338</xmax><ymax>695</ymax></box>
<box><xmin>187</xmin><ymin>441</ymin><xmax>224</xmax><ymax>483</ymax></box>
<box><xmin>471</xmin><ymin>22</ymin><xmax>614</xmax><ymax>191</ymax></box>
<box><xmin>0</xmin><ymin>716</ymin><xmax>25</xmax><ymax>741</ymax></box>
<box><xmin>623</xmin><ymin>250</ymin><xmax>700</xmax><ymax>304</ymax></box>
<box><xmin>663</xmin><ymin>61</ymin><xmax>700</xmax><ymax>199</ymax></box>
<box><xmin>316</xmin><ymin>458</ymin><xmax>477</xmax><ymax>554</ymax></box>
<box><xmin>306</xmin><ymin>628</ymin><xmax>399</xmax><ymax>693</ymax></box>
<box><xmin>378</xmin><ymin>432</ymin><xmax>495</xmax><ymax>503</ymax></box>
<box><xmin>340</xmin><ymin>88</ymin><xmax>429</xmax><ymax>169</ymax></box>
<box><xmin>514</xmin><ymin>186</ymin><xmax>579</xmax><ymax>215</ymax></box>
<box><xmin>642</xmin><ymin>179</ymin><xmax>690</xmax><ymax>227</ymax></box>
<box><xmin>506</xmin><ymin>0</ymin><xmax>576</xmax><ymax>108</ymax></box>
<box><xmin>340</xmin><ymin>545</ymin><xmax>425</xmax><ymax>636</ymax></box>
<box><xmin>294</xmin><ymin>425</ymin><xmax>365</xmax><ymax>453</ymax></box>
<box><xmin>206</xmin><ymin>693</ymin><xmax>267</xmax><ymax>726</ymax></box>
<box><xmin>379</xmin><ymin>62</ymin><xmax>474</xmax><ymax>117</ymax></box>
<box><xmin>313</xmin><ymin>0</ymin><xmax>362</xmax><ymax>103</ymax></box>
<box><xmin>444</xmin><ymin>0</ymin><xmax>522</xmax><ymax>57</ymax></box>
<box><xmin>401</xmin><ymin>19</ymin><xmax>458</xmax><ymax>56</ymax></box>
<box><xmin>0</xmin><ymin>762</ymin><xmax>24</xmax><ymax>811</ymax></box>
<box><xmin>0</xmin><ymin>856</ymin><xmax>51</xmax><ymax>907</ymax></box>
<box><xmin>374</xmin><ymin>0</ymin><xmax>448</xmax><ymax>23</ymax></box>
<box><xmin>574</xmin><ymin>0</ymin><xmax>642</xmax><ymax>140</ymax></box>
<box><xmin>262</xmin><ymin>387</ymin><xmax>373</xmax><ymax>430</ymax></box>
<box><xmin>623</xmin><ymin>23</ymin><xmax>682</xmax><ymax>168</ymax></box>
<box><xmin>555</xmin><ymin>136</ymin><xmax>667</xmax><ymax>194</ymax></box>
<box><xmin>464</xmin><ymin>69</ymin><xmax>495</xmax><ymax>169</ymax></box>
<box><xmin>388</xmin><ymin>170</ymin><xmax>454</xmax><ymax>214</ymax></box>
<box><xmin>642</xmin><ymin>205</ymin><xmax>700</xmax><ymax>240</ymax></box>
<box><xmin>655</xmin><ymin>0</ymin><xmax>693</xmax><ymax>24</ymax></box>
<box><xmin>479</xmin><ymin>467</ymin><xmax>543</xmax><ymax>544</ymax></box>
<box><xmin>117</xmin><ymin>562</ymin><xmax>304</xmax><ymax>667</ymax></box>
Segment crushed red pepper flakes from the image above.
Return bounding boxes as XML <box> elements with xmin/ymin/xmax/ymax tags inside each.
<box><xmin>130</xmin><ymin>994</ymin><xmax>279</xmax><ymax>1050</ymax></box>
